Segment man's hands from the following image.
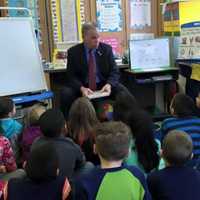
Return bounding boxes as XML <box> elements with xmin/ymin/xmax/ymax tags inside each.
<box><xmin>80</xmin><ymin>86</ymin><xmax>94</xmax><ymax>97</ymax></box>
<box><xmin>100</xmin><ymin>84</ymin><xmax>111</xmax><ymax>95</ymax></box>
<box><xmin>80</xmin><ymin>83</ymin><xmax>111</xmax><ymax>98</ymax></box>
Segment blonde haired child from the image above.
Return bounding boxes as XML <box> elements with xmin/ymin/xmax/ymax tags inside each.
<box><xmin>21</xmin><ymin>104</ymin><xmax>46</xmax><ymax>162</ymax></box>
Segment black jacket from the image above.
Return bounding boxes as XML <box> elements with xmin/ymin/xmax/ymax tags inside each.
<box><xmin>66</xmin><ymin>42</ymin><xmax>120</xmax><ymax>91</ymax></box>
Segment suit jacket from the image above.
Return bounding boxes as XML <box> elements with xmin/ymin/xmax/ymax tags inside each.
<box><xmin>66</xmin><ymin>42</ymin><xmax>120</xmax><ymax>91</ymax></box>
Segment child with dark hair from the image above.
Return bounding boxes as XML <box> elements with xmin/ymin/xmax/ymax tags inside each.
<box><xmin>0</xmin><ymin>97</ymin><xmax>22</xmax><ymax>161</ymax></box>
<box><xmin>160</xmin><ymin>93</ymin><xmax>200</xmax><ymax>166</ymax></box>
<box><xmin>0</xmin><ymin>97</ymin><xmax>22</xmax><ymax>138</ymax></box>
<box><xmin>21</xmin><ymin>104</ymin><xmax>46</xmax><ymax>162</ymax></box>
<box><xmin>0</xmin><ymin>97</ymin><xmax>22</xmax><ymax>139</ymax></box>
<box><xmin>3</xmin><ymin>144</ymin><xmax>72</xmax><ymax>200</ymax></box>
<box><xmin>31</xmin><ymin>109</ymin><xmax>85</xmax><ymax>178</ymax></box>
<box><xmin>75</xmin><ymin>121</ymin><xmax>151</xmax><ymax>200</ymax></box>
<box><xmin>147</xmin><ymin>130</ymin><xmax>200</xmax><ymax>200</ymax></box>
<box><xmin>68</xmin><ymin>97</ymin><xmax>99</xmax><ymax>164</ymax></box>
<box><xmin>170</xmin><ymin>93</ymin><xmax>196</xmax><ymax>117</ymax></box>
<box><xmin>124</xmin><ymin>110</ymin><xmax>163</xmax><ymax>173</ymax></box>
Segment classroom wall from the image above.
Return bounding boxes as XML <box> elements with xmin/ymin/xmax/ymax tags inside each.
<box><xmin>83</xmin><ymin>0</ymin><xmax>163</xmax><ymax>56</ymax></box>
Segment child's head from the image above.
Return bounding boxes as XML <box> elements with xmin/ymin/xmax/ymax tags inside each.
<box><xmin>39</xmin><ymin>109</ymin><xmax>66</xmax><ymax>138</ymax></box>
<box><xmin>94</xmin><ymin>121</ymin><xmax>131</xmax><ymax>162</ymax></box>
<box><xmin>28</xmin><ymin>104</ymin><xmax>46</xmax><ymax>126</ymax></box>
<box><xmin>0</xmin><ymin>97</ymin><xmax>15</xmax><ymax>118</ymax></box>
<box><xmin>25</xmin><ymin>143</ymin><xmax>59</xmax><ymax>182</ymax></box>
<box><xmin>170</xmin><ymin>93</ymin><xmax>196</xmax><ymax>117</ymax></box>
<box><xmin>162</xmin><ymin>130</ymin><xmax>193</xmax><ymax>166</ymax></box>
<box><xmin>68</xmin><ymin>97</ymin><xmax>98</xmax><ymax>144</ymax></box>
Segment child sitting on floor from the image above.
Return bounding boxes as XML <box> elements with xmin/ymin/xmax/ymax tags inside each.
<box><xmin>160</xmin><ymin>93</ymin><xmax>200</xmax><ymax>167</ymax></box>
<box><xmin>3</xmin><ymin>143</ymin><xmax>72</xmax><ymax>200</ymax></box>
<box><xmin>68</xmin><ymin>97</ymin><xmax>99</xmax><ymax>165</ymax></box>
<box><xmin>147</xmin><ymin>130</ymin><xmax>200</xmax><ymax>200</ymax></box>
<box><xmin>0</xmin><ymin>134</ymin><xmax>25</xmax><ymax>180</ymax></box>
<box><xmin>0</xmin><ymin>135</ymin><xmax>25</xmax><ymax>199</ymax></box>
<box><xmin>21</xmin><ymin>104</ymin><xmax>46</xmax><ymax>162</ymax></box>
<box><xmin>0</xmin><ymin>97</ymin><xmax>22</xmax><ymax>161</ymax></box>
<box><xmin>75</xmin><ymin>121</ymin><xmax>151</xmax><ymax>200</ymax></box>
<box><xmin>31</xmin><ymin>109</ymin><xmax>86</xmax><ymax>178</ymax></box>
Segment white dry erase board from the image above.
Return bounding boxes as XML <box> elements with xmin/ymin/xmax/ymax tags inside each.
<box><xmin>129</xmin><ymin>38</ymin><xmax>171</xmax><ymax>72</ymax></box>
<box><xmin>0</xmin><ymin>18</ymin><xmax>47</xmax><ymax>96</ymax></box>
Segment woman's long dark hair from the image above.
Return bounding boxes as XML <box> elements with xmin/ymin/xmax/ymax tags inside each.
<box><xmin>126</xmin><ymin>110</ymin><xmax>160</xmax><ymax>173</ymax></box>
<box><xmin>113</xmin><ymin>90</ymin><xmax>139</xmax><ymax>122</ymax></box>
<box><xmin>113</xmin><ymin>91</ymin><xmax>159</xmax><ymax>172</ymax></box>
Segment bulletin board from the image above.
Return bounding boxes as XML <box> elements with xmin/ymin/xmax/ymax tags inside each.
<box><xmin>49</xmin><ymin>0</ymin><xmax>84</xmax><ymax>63</ymax></box>
<box><xmin>0</xmin><ymin>0</ymin><xmax>163</xmax><ymax>60</ymax></box>
<box><xmin>125</xmin><ymin>0</ymin><xmax>159</xmax><ymax>40</ymax></box>
<box><xmin>178</xmin><ymin>1</ymin><xmax>200</xmax><ymax>61</ymax></box>
<box><xmin>85</xmin><ymin>0</ymin><xmax>126</xmax><ymax>57</ymax></box>
<box><xmin>95</xmin><ymin>0</ymin><xmax>125</xmax><ymax>57</ymax></box>
<box><xmin>84</xmin><ymin>0</ymin><xmax>162</xmax><ymax>57</ymax></box>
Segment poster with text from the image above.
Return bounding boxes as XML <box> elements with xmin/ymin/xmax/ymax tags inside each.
<box><xmin>163</xmin><ymin>2</ymin><xmax>180</xmax><ymax>35</ymax></box>
<box><xmin>130</xmin><ymin>0</ymin><xmax>151</xmax><ymax>29</ymax></box>
<box><xmin>60</xmin><ymin>0</ymin><xmax>78</xmax><ymax>41</ymax></box>
<box><xmin>100</xmin><ymin>36</ymin><xmax>122</xmax><ymax>57</ymax></box>
<box><xmin>96</xmin><ymin>0</ymin><xmax>122</xmax><ymax>32</ymax></box>
<box><xmin>178</xmin><ymin>22</ymin><xmax>200</xmax><ymax>60</ymax></box>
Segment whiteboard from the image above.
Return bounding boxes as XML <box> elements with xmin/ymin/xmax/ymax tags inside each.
<box><xmin>129</xmin><ymin>38</ymin><xmax>170</xmax><ymax>71</ymax></box>
<box><xmin>0</xmin><ymin>18</ymin><xmax>47</xmax><ymax>96</ymax></box>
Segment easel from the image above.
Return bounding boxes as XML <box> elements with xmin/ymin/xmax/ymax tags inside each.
<box><xmin>0</xmin><ymin>7</ymin><xmax>53</xmax><ymax>123</ymax></box>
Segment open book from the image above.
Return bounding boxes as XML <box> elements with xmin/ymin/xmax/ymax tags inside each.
<box><xmin>87</xmin><ymin>91</ymin><xmax>110</xmax><ymax>99</ymax></box>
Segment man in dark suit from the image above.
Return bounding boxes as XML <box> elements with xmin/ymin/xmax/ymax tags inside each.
<box><xmin>60</xmin><ymin>22</ymin><xmax>127</xmax><ymax>118</ymax></box>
